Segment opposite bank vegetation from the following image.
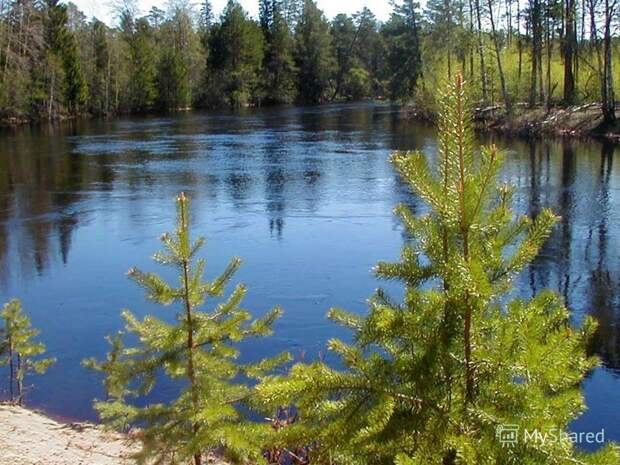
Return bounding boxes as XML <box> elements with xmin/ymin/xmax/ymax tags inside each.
<box><xmin>1</xmin><ymin>76</ymin><xmax>619</xmax><ymax>465</ymax></box>
<box><xmin>408</xmin><ymin>100</ymin><xmax>620</xmax><ymax>141</ymax></box>
<box><xmin>2</xmin><ymin>0</ymin><xmax>620</xmax><ymax>137</ymax></box>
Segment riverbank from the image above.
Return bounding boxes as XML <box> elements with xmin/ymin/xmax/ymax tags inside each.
<box><xmin>0</xmin><ymin>404</ymin><xmax>137</xmax><ymax>464</ymax></box>
<box><xmin>0</xmin><ymin>404</ymin><xmax>234</xmax><ymax>465</ymax></box>
<box><xmin>4</xmin><ymin>101</ymin><xmax>620</xmax><ymax>143</ymax></box>
<box><xmin>407</xmin><ymin>102</ymin><xmax>620</xmax><ymax>142</ymax></box>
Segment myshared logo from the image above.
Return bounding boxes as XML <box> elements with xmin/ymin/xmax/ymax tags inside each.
<box><xmin>496</xmin><ymin>425</ymin><xmax>606</xmax><ymax>447</ymax></box>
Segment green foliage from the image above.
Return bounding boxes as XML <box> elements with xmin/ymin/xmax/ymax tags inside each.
<box><xmin>260</xmin><ymin>0</ymin><xmax>297</xmax><ymax>104</ymax></box>
<box><xmin>294</xmin><ymin>0</ymin><xmax>335</xmax><ymax>104</ymax></box>
<box><xmin>207</xmin><ymin>1</ymin><xmax>264</xmax><ymax>107</ymax></box>
<box><xmin>89</xmin><ymin>19</ymin><xmax>110</xmax><ymax>115</ymax></box>
<box><xmin>382</xmin><ymin>0</ymin><xmax>423</xmax><ymax>101</ymax></box>
<box><xmin>45</xmin><ymin>0</ymin><xmax>88</xmax><ymax>112</ymax></box>
<box><xmin>85</xmin><ymin>193</ymin><xmax>289</xmax><ymax>465</ymax></box>
<box><xmin>255</xmin><ymin>76</ymin><xmax>620</xmax><ymax>465</ymax></box>
<box><xmin>122</xmin><ymin>14</ymin><xmax>157</xmax><ymax>113</ymax></box>
<box><xmin>156</xmin><ymin>49</ymin><xmax>189</xmax><ymax>111</ymax></box>
<box><xmin>3</xmin><ymin>0</ymin><xmax>620</xmax><ymax>119</ymax></box>
<box><xmin>0</xmin><ymin>299</ymin><xmax>55</xmax><ymax>405</ymax></box>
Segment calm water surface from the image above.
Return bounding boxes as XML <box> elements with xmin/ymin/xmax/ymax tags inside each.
<box><xmin>0</xmin><ymin>103</ymin><xmax>619</xmax><ymax>444</ymax></box>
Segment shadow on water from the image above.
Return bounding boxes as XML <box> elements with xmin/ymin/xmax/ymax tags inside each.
<box><xmin>0</xmin><ymin>103</ymin><xmax>618</xmax><ymax>444</ymax></box>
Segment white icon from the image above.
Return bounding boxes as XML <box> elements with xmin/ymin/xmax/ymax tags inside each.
<box><xmin>496</xmin><ymin>424</ymin><xmax>519</xmax><ymax>447</ymax></box>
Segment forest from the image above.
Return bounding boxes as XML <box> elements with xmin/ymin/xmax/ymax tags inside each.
<box><xmin>1</xmin><ymin>0</ymin><xmax>619</xmax><ymax>124</ymax></box>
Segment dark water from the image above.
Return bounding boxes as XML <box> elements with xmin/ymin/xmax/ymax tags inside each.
<box><xmin>0</xmin><ymin>103</ymin><xmax>619</xmax><ymax>444</ymax></box>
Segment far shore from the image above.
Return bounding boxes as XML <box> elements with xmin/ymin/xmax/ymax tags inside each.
<box><xmin>406</xmin><ymin>101</ymin><xmax>620</xmax><ymax>142</ymax></box>
<box><xmin>4</xmin><ymin>101</ymin><xmax>620</xmax><ymax>144</ymax></box>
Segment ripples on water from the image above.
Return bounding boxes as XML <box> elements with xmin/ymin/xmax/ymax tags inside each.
<box><xmin>0</xmin><ymin>103</ymin><xmax>618</xmax><ymax>444</ymax></box>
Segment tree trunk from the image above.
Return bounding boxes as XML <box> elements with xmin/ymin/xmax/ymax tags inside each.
<box><xmin>16</xmin><ymin>353</ymin><xmax>23</xmax><ymax>405</ymax></box>
<box><xmin>8</xmin><ymin>337</ymin><xmax>13</xmax><ymax>401</ymax></box>
<box><xmin>601</xmin><ymin>0</ymin><xmax>615</xmax><ymax>124</ymax></box>
<box><xmin>517</xmin><ymin>0</ymin><xmax>523</xmax><ymax>85</ymax></box>
<box><xmin>563</xmin><ymin>0</ymin><xmax>576</xmax><ymax>105</ymax></box>
<box><xmin>488</xmin><ymin>0</ymin><xmax>511</xmax><ymax>111</ymax></box>
<box><xmin>529</xmin><ymin>0</ymin><xmax>542</xmax><ymax>106</ymax></box>
<box><xmin>545</xmin><ymin>9</ymin><xmax>552</xmax><ymax>108</ymax></box>
<box><xmin>180</xmin><ymin>197</ymin><xmax>202</xmax><ymax>465</ymax></box>
<box><xmin>474</xmin><ymin>0</ymin><xmax>488</xmax><ymax>102</ymax></box>
<box><xmin>469</xmin><ymin>0</ymin><xmax>475</xmax><ymax>79</ymax></box>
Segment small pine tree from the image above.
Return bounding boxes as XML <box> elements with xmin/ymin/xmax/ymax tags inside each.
<box><xmin>85</xmin><ymin>193</ymin><xmax>288</xmax><ymax>465</ymax></box>
<box><xmin>255</xmin><ymin>76</ymin><xmax>620</xmax><ymax>465</ymax></box>
<box><xmin>0</xmin><ymin>299</ymin><xmax>56</xmax><ymax>405</ymax></box>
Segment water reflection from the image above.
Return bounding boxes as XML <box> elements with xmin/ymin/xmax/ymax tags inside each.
<box><xmin>0</xmin><ymin>124</ymin><xmax>116</xmax><ymax>285</ymax></box>
<box><xmin>0</xmin><ymin>104</ymin><xmax>618</xmax><ymax>435</ymax></box>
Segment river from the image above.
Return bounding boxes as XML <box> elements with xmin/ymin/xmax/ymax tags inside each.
<box><xmin>0</xmin><ymin>103</ymin><xmax>618</xmax><ymax>446</ymax></box>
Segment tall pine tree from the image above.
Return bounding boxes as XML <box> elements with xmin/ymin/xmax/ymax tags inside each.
<box><xmin>207</xmin><ymin>1</ymin><xmax>264</xmax><ymax>107</ymax></box>
<box><xmin>85</xmin><ymin>193</ymin><xmax>288</xmax><ymax>465</ymax></box>
<box><xmin>382</xmin><ymin>0</ymin><xmax>423</xmax><ymax>101</ymax></box>
<box><xmin>121</xmin><ymin>12</ymin><xmax>157</xmax><ymax>113</ymax></box>
<box><xmin>294</xmin><ymin>0</ymin><xmax>334</xmax><ymax>104</ymax></box>
<box><xmin>45</xmin><ymin>0</ymin><xmax>87</xmax><ymax>113</ymax></box>
<box><xmin>256</xmin><ymin>75</ymin><xmax>620</xmax><ymax>465</ymax></box>
<box><xmin>260</xmin><ymin>0</ymin><xmax>296</xmax><ymax>104</ymax></box>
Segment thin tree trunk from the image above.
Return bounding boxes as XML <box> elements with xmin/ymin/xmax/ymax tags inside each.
<box><xmin>488</xmin><ymin>0</ymin><xmax>511</xmax><ymax>110</ymax></box>
<box><xmin>529</xmin><ymin>0</ymin><xmax>542</xmax><ymax>106</ymax></box>
<box><xmin>563</xmin><ymin>0</ymin><xmax>576</xmax><ymax>104</ymax></box>
<box><xmin>16</xmin><ymin>353</ymin><xmax>23</xmax><ymax>405</ymax></box>
<box><xmin>546</xmin><ymin>11</ymin><xmax>552</xmax><ymax>108</ymax></box>
<box><xmin>601</xmin><ymin>0</ymin><xmax>616</xmax><ymax>123</ymax></box>
<box><xmin>8</xmin><ymin>337</ymin><xmax>13</xmax><ymax>401</ymax></box>
<box><xmin>474</xmin><ymin>0</ymin><xmax>488</xmax><ymax>102</ymax></box>
<box><xmin>180</xmin><ymin>196</ymin><xmax>202</xmax><ymax>465</ymax></box>
<box><xmin>469</xmin><ymin>0</ymin><xmax>475</xmax><ymax>79</ymax></box>
<box><xmin>454</xmin><ymin>75</ymin><xmax>474</xmax><ymax>403</ymax></box>
<box><xmin>518</xmin><ymin>0</ymin><xmax>523</xmax><ymax>86</ymax></box>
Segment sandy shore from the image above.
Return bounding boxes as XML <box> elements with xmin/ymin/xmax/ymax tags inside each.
<box><xmin>0</xmin><ymin>404</ymin><xmax>137</xmax><ymax>465</ymax></box>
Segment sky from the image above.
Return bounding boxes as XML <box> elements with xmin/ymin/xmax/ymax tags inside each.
<box><xmin>71</xmin><ymin>0</ymin><xmax>394</xmax><ymax>26</ymax></box>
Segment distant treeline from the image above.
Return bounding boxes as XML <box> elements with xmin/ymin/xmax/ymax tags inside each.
<box><xmin>0</xmin><ymin>0</ymin><xmax>422</xmax><ymax>120</ymax></box>
<box><xmin>1</xmin><ymin>0</ymin><xmax>619</xmax><ymax>123</ymax></box>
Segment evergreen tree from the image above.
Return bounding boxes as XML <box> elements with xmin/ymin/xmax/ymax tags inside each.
<box><xmin>330</xmin><ymin>14</ymin><xmax>356</xmax><ymax>100</ymax></box>
<box><xmin>260</xmin><ymin>0</ymin><xmax>296</xmax><ymax>104</ymax></box>
<box><xmin>90</xmin><ymin>19</ymin><xmax>110</xmax><ymax>115</ymax></box>
<box><xmin>259</xmin><ymin>0</ymin><xmax>274</xmax><ymax>32</ymax></box>
<box><xmin>85</xmin><ymin>193</ymin><xmax>287</xmax><ymax>465</ymax></box>
<box><xmin>425</xmin><ymin>0</ymin><xmax>461</xmax><ymax>78</ymax></box>
<box><xmin>256</xmin><ymin>75</ymin><xmax>620</xmax><ymax>465</ymax></box>
<box><xmin>198</xmin><ymin>0</ymin><xmax>214</xmax><ymax>107</ymax></box>
<box><xmin>382</xmin><ymin>0</ymin><xmax>423</xmax><ymax>101</ymax></box>
<box><xmin>157</xmin><ymin>49</ymin><xmax>189</xmax><ymax>111</ymax></box>
<box><xmin>207</xmin><ymin>1</ymin><xmax>264</xmax><ymax>107</ymax></box>
<box><xmin>352</xmin><ymin>8</ymin><xmax>384</xmax><ymax>97</ymax></box>
<box><xmin>121</xmin><ymin>12</ymin><xmax>157</xmax><ymax>112</ymax></box>
<box><xmin>200</xmin><ymin>0</ymin><xmax>213</xmax><ymax>31</ymax></box>
<box><xmin>1</xmin><ymin>299</ymin><xmax>55</xmax><ymax>405</ymax></box>
<box><xmin>45</xmin><ymin>0</ymin><xmax>88</xmax><ymax>113</ymax></box>
<box><xmin>294</xmin><ymin>0</ymin><xmax>334</xmax><ymax>104</ymax></box>
<box><xmin>156</xmin><ymin>6</ymin><xmax>196</xmax><ymax>111</ymax></box>
<box><xmin>282</xmin><ymin>0</ymin><xmax>303</xmax><ymax>28</ymax></box>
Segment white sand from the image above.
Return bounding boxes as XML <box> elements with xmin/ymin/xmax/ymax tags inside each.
<box><xmin>0</xmin><ymin>404</ymin><xmax>138</xmax><ymax>465</ymax></box>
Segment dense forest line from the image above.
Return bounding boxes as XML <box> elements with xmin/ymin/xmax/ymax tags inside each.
<box><xmin>1</xmin><ymin>0</ymin><xmax>620</xmax><ymax>124</ymax></box>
